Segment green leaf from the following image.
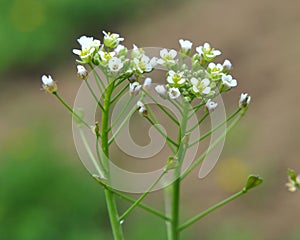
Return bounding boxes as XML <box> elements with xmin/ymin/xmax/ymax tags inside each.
<box><xmin>244</xmin><ymin>175</ymin><xmax>263</xmax><ymax>192</ymax></box>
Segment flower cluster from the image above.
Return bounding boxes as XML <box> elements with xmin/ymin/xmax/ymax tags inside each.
<box><xmin>70</xmin><ymin>31</ymin><xmax>238</xmax><ymax>106</ymax></box>
<box><xmin>41</xmin><ymin>30</ymin><xmax>251</xmax><ymax>116</ymax></box>
<box><xmin>72</xmin><ymin>31</ymin><xmax>158</xmax><ymax>82</ymax></box>
<box><xmin>154</xmin><ymin>40</ymin><xmax>237</xmax><ymax>105</ymax></box>
<box><xmin>286</xmin><ymin>169</ymin><xmax>300</xmax><ymax>192</ymax></box>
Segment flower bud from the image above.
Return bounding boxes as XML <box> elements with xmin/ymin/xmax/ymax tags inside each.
<box><xmin>155</xmin><ymin>85</ymin><xmax>168</xmax><ymax>99</ymax></box>
<box><xmin>205</xmin><ymin>99</ymin><xmax>218</xmax><ymax>112</ymax></box>
<box><xmin>129</xmin><ymin>82</ymin><xmax>141</xmax><ymax>96</ymax></box>
<box><xmin>77</xmin><ymin>65</ymin><xmax>88</xmax><ymax>80</ymax></box>
<box><xmin>136</xmin><ymin>101</ymin><xmax>147</xmax><ymax>117</ymax></box>
<box><xmin>143</xmin><ymin>77</ymin><xmax>152</xmax><ymax>90</ymax></box>
<box><xmin>179</xmin><ymin>39</ymin><xmax>193</xmax><ymax>56</ymax></box>
<box><xmin>239</xmin><ymin>93</ymin><xmax>251</xmax><ymax>108</ymax></box>
<box><xmin>41</xmin><ymin>75</ymin><xmax>57</xmax><ymax>94</ymax></box>
<box><xmin>222</xmin><ymin>59</ymin><xmax>232</xmax><ymax>73</ymax></box>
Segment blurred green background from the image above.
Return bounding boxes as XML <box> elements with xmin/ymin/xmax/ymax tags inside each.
<box><xmin>1</xmin><ymin>0</ymin><xmax>300</xmax><ymax>239</ymax></box>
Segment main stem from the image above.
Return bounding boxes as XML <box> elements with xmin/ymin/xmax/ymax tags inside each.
<box><xmin>166</xmin><ymin>102</ymin><xmax>189</xmax><ymax>240</ymax></box>
<box><xmin>101</xmin><ymin>82</ymin><xmax>125</xmax><ymax>240</ymax></box>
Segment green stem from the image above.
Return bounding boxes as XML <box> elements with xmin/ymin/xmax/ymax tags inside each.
<box><xmin>168</xmin><ymin>99</ymin><xmax>183</xmax><ymax>116</ymax></box>
<box><xmin>181</xmin><ymin>108</ymin><xmax>247</xmax><ymax>180</ymax></box>
<box><xmin>145</xmin><ymin>116</ymin><xmax>178</xmax><ymax>151</ymax></box>
<box><xmin>108</xmin><ymin>104</ymin><xmax>137</xmax><ymax>146</ymax></box>
<box><xmin>178</xmin><ymin>189</ymin><xmax>246</xmax><ymax>231</ymax></box>
<box><xmin>188</xmin><ymin>108</ymin><xmax>241</xmax><ymax>148</ymax></box>
<box><xmin>101</xmin><ymin>82</ymin><xmax>125</xmax><ymax>240</ymax></box>
<box><xmin>108</xmin><ymin>96</ymin><xmax>133</xmax><ymax>132</ymax></box>
<box><xmin>53</xmin><ymin>92</ymin><xmax>90</xmax><ymax>128</ymax></box>
<box><xmin>119</xmin><ymin>171</ymin><xmax>166</xmax><ymax>221</ymax></box>
<box><xmin>85</xmin><ymin>80</ymin><xmax>104</xmax><ymax>111</ymax></box>
<box><xmin>143</xmin><ymin>90</ymin><xmax>180</xmax><ymax>126</ymax></box>
<box><xmin>188</xmin><ymin>92</ymin><xmax>221</xmax><ymax>120</ymax></box>
<box><xmin>188</xmin><ymin>101</ymin><xmax>206</xmax><ymax>119</ymax></box>
<box><xmin>79</xmin><ymin>129</ymin><xmax>105</xmax><ymax>178</ymax></box>
<box><xmin>89</xmin><ymin>63</ymin><xmax>105</xmax><ymax>91</ymax></box>
<box><xmin>96</xmin><ymin>134</ymin><xmax>107</xmax><ymax>176</ymax></box>
<box><xmin>110</xmin><ymin>83</ymin><xmax>129</xmax><ymax>104</ymax></box>
<box><xmin>187</xmin><ymin>111</ymin><xmax>209</xmax><ymax>133</ymax></box>
<box><xmin>166</xmin><ymin>102</ymin><xmax>189</xmax><ymax>240</ymax></box>
<box><xmin>93</xmin><ymin>176</ymin><xmax>171</xmax><ymax>221</ymax></box>
<box><xmin>144</xmin><ymin>101</ymin><xmax>177</xmax><ymax>153</ymax></box>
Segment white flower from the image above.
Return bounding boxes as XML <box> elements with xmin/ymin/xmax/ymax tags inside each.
<box><xmin>149</xmin><ymin>57</ymin><xmax>157</xmax><ymax>68</ymax></box>
<box><xmin>206</xmin><ymin>99</ymin><xmax>218</xmax><ymax>112</ymax></box>
<box><xmin>77</xmin><ymin>65</ymin><xmax>88</xmax><ymax>80</ymax></box>
<box><xmin>286</xmin><ymin>170</ymin><xmax>300</xmax><ymax>192</ymax></box>
<box><xmin>136</xmin><ymin>101</ymin><xmax>147</xmax><ymax>116</ymax></box>
<box><xmin>157</xmin><ymin>49</ymin><xmax>177</xmax><ymax>65</ymax></box>
<box><xmin>168</xmin><ymin>87</ymin><xmax>181</xmax><ymax>99</ymax></box>
<box><xmin>108</xmin><ymin>57</ymin><xmax>123</xmax><ymax>72</ymax></box>
<box><xmin>129</xmin><ymin>82</ymin><xmax>141</xmax><ymax>96</ymax></box>
<box><xmin>41</xmin><ymin>75</ymin><xmax>57</xmax><ymax>93</ymax></box>
<box><xmin>196</xmin><ymin>42</ymin><xmax>221</xmax><ymax>60</ymax></box>
<box><xmin>131</xmin><ymin>44</ymin><xmax>144</xmax><ymax>58</ymax></box>
<box><xmin>133</xmin><ymin>55</ymin><xmax>157</xmax><ymax>73</ymax></box>
<box><xmin>72</xmin><ymin>36</ymin><xmax>101</xmax><ymax>63</ymax></box>
<box><xmin>102</xmin><ymin>31</ymin><xmax>124</xmax><ymax>48</ymax></box>
<box><xmin>239</xmin><ymin>93</ymin><xmax>251</xmax><ymax>108</ymax></box>
<box><xmin>99</xmin><ymin>51</ymin><xmax>116</xmax><ymax>63</ymax></box>
<box><xmin>77</xmin><ymin>36</ymin><xmax>101</xmax><ymax>49</ymax></box>
<box><xmin>191</xmin><ymin>77</ymin><xmax>211</xmax><ymax>95</ymax></box>
<box><xmin>221</xmin><ymin>74</ymin><xmax>237</xmax><ymax>88</ymax></box>
<box><xmin>167</xmin><ymin>70</ymin><xmax>186</xmax><ymax>86</ymax></box>
<box><xmin>72</xmin><ymin>48</ymin><xmax>95</xmax><ymax>63</ymax></box>
<box><xmin>208</xmin><ymin>62</ymin><xmax>223</xmax><ymax>70</ymax></box>
<box><xmin>286</xmin><ymin>181</ymin><xmax>297</xmax><ymax>192</ymax></box>
<box><xmin>286</xmin><ymin>175</ymin><xmax>300</xmax><ymax>192</ymax></box>
<box><xmin>207</xmin><ymin>63</ymin><xmax>223</xmax><ymax>81</ymax></box>
<box><xmin>114</xmin><ymin>44</ymin><xmax>126</xmax><ymax>55</ymax></box>
<box><xmin>155</xmin><ymin>85</ymin><xmax>167</xmax><ymax>99</ymax></box>
<box><xmin>179</xmin><ymin>39</ymin><xmax>193</xmax><ymax>54</ymax></box>
<box><xmin>143</xmin><ymin>77</ymin><xmax>152</xmax><ymax>90</ymax></box>
<box><xmin>223</xmin><ymin>59</ymin><xmax>232</xmax><ymax>71</ymax></box>
<box><xmin>207</xmin><ymin>62</ymin><xmax>223</xmax><ymax>73</ymax></box>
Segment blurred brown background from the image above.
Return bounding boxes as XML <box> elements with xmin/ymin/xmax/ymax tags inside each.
<box><xmin>1</xmin><ymin>0</ymin><xmax>300</xmax><ymax>239</ymax></box>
